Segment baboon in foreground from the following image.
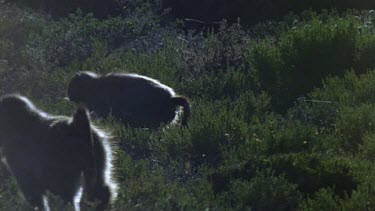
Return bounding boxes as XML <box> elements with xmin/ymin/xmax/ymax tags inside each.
<box><xmin>67</xmin><ymin>71</ymin><xmax>190</xmax><ymax>128</ymax></box>
<box><xmin>0</xmin><ymin>95</ymin><xmax>117</xmax><ymax>210</ymax></box>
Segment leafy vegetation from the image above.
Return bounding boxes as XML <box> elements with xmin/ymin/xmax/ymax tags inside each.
<box><xmin>163</xmin><ymin>0</ymin><xmax>375</xmax><ymax>27</ymax></box>
<box><xmin>1</xmin><ymin>1</ymin><xmax>375</xmax><ymax>210</ymax></box>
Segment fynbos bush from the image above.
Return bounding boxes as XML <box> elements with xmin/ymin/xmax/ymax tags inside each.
<box><xmin>249</xmin><ymin>13</ymin><xmax>375</xmax><ymax>111</ymax></box>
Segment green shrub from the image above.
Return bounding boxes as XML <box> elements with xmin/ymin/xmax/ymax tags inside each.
<box><xmin>299</xmin><ymin>188</ymin><xmax>341</xmax><ymax>211</ymax></box>
<box><xmin>262</xmin><ymin>123</ymin><xmax>318</xmax><ymax>154</ymax></box>
<box><xmin>335</xmin><ymin>104</ymin><xmax>375</xmax><ymax>152</ymax></box>
<box><xmin>339</xmin><ymin>181</ymin><xmax>375</xmax><ymax>210</ymax></box>
<box><xmin>210</xmin><ymin>152</ymin><xmax>358</xmax><ymax>198</ymax></box>
<box><xmin>223</xmin><ymin>115</ymin><xmax>336</xmax><ymax>158</ymax></box>
<box><xmin>28</xmin><ymin>11</ymin><xmax>159</xmax><ymax>67</ymax></box>
<box><xmin>248</xmin><ymin>14</ymin><xmax>375</xmax><ymax>111</ymax></box>
<box><xmin>179</xmin><ymin>22</ymin><xmax>250</xmax><ymax>76</ymax></box>
<box><xmin>300</xmin><ymin>181</ymin><xmax>375</xmax><ymax>210</ymax></box>
<box><xmin>359</xmin><ymin>133</ymin><xmax>375</xmax><ymax>160</ymax></box>
<box><xmin>113</xmin><ymin>151</ymin><xmax>215</xmax><ymax>210</ymax></box>
<box><xmin>268</xmin><ymin>154</ymin><xmax>358</xmax><ymax>196</ymax></box>
<box><xmin>287</xmin><ymin>98</ymin><xmax>339</xmax><ymax>134</ymax></box>
<box><xmin>0</xmin><ymin>4</ymin><xmax>43</xmax><ymax>47</ymax></box>
<box><xmin>220</xmin><ymin>170</ymin><xmax>301</xmax><ymax>210</ymax></box>
<box><xmin>0</xmin><ymin>3</ymin><xmax>44</xmax><ymax>63</ymax></box>
<box><xmin>163</xmin><ymin>0</ymin><xmax>375</xmax><ymax>27</ymax></box>
<box><xmin>355</xmin><ymin>34</ymin><xmax>375</xmax><ymax>72</ymax></box>
<box><xmin>311</xmin><ymin>70</ymin><xmax>375</xmax><ymax>106</ymax></box>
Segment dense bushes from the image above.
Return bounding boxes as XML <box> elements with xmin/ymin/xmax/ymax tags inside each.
<box><xmin>27</xmin><ymin>8</ymin><xmax>162</xmax><ymax>67</ymax></box>
<box><xmin>5</xmin><ymin>0</ymin><xmax>122</xmax><ymax>18</ymax></box>
<box><xmin>309</xmin><ymin>70</ymin><xmax>375</xmax><ymax>152</ymax></box>
<box><xmin>249</xmin><ymin>12</ymin><xmax>375</xmax><ymax>111</ymax></box>
<box><xmin>163</xmin><ymin>0</ymin><xmax>375</xmax><ymax>27</ymax></box>
<box><xmin>4</xmin><ymin>0</ymin><xmax>163</xmax><ymax>19</ymax></box>
<box><xmin>7</xmin><ymin>0</ymin><xmax>375</xmax><ymax>28</ymax></box>
<box><xmin>221</xmin><ymin>171</ymin><xmax>301</xmax><ymax>210</ymax></box>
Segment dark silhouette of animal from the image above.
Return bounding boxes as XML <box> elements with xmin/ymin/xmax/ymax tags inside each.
<box><xmin>0</xmin><ymin>94</ymin><xmax>117</xmax><ymax>210</ymax></box>
<box><xmin>67</xmin><ymin>71</ymin><xmax>190</xmax><ymax>128</ymax></box>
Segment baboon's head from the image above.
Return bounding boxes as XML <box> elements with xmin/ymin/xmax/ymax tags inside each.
<box><xmin>0</xmin><ymin>95</ymin><xmax>37</xmax><ymax>130</ymax></box>
<box><xmin>67</xmin><ymin>71</ymin><xmax>98</xmax><ymax>103</ymax></box>
<box><xmin>68</xmin><ymin>106</ymin><xmax>93</xmax><ymax>143</ymax></box>
<box><xmin>0</xmin><ymin>95</ymin><xmax>44</xmax><ymax>149</ymax></box>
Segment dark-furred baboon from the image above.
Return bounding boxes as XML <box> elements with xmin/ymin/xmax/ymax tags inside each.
<box><xmin>67</xmin><ymin>71</ymin><xmax>190</xmax><ymax>128</ymax></box>
<box><xmin>0</xmin><ymin>94</ymin><xmax>117</xmax><ymax>211</ymax></box>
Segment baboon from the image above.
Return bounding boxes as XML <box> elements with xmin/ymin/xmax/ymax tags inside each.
<box><xmin>67</xmin><ymin>71</ymin><xmax>190</xmax><ymax>128</ymax></box>
<box><xmin>0</xmin><ymin>94</ymin><xmax>117</xmax><ymax>210</ymax></box>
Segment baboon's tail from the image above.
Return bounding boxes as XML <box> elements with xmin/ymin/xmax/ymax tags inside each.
<box><xmin>171</xmin><ymin>96</ymin><xmax>190</xmax><ymax>126</ymax></box>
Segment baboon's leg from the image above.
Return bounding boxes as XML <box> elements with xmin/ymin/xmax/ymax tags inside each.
<box><xmin>84</xmin><ymin>139</ymin><xmax>111</xmax><ymax>211</ymax></box>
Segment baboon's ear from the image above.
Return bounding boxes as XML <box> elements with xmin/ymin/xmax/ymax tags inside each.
<box><xmin>71</xmin><ymin>106</ymin><xmax>92</xmax><ymax>138</ymax></box>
